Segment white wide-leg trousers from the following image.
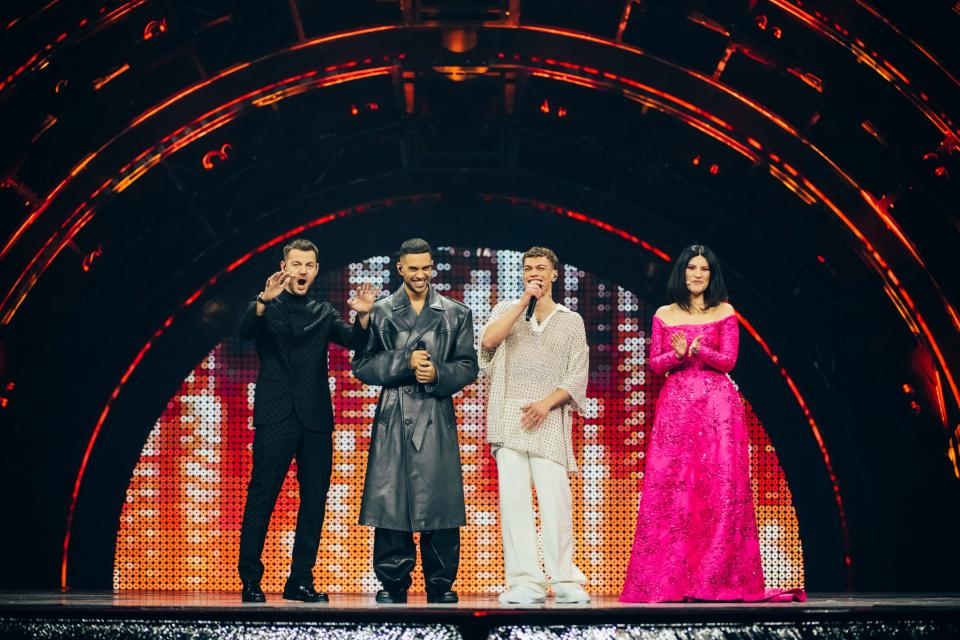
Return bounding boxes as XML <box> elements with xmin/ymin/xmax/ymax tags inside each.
<box><xmin>495</xmin><ymin>446</ymin><xmax>587</xmax><ymax>596</ymax></box>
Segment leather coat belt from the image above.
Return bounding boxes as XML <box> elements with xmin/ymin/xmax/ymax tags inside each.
<box><xmin>399</xmin><ymin>385</ymin><xmax>433</xmax><ymax>451</ymax></box>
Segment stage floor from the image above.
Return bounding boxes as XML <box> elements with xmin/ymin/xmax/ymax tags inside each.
<box><xmin>3</xmin><ymin>593</ymin><xmax>959</xmax><ymax>640</ymax></box>
<box><xmin>3</xmin><ymin>591</ymin><xmax>960</xmax><ymax>613</ymax></box>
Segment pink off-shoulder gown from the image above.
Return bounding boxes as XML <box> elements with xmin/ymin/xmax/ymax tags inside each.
<box><xmin>620</xmin><ymin>313</ymin><xmax>805</xmax><ymax>603</ymax></box>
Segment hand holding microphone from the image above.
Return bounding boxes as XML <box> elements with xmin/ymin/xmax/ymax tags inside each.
<box><xmin>409</xmin><ymin>340</ymin><xmax>430</xmax><ymax>370</ymax></box>
<box><xmin>413</xmin><ymin>339</ymin><xmax>436</xmax><ymax>386</ymax></box>
<box><xmin>523</xmin><ymin>280</ymin><xmax>545</xmax><ymax>321</ymax></box>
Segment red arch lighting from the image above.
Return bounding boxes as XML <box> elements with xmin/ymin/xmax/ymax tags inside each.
<box><xmin>0</xmin><ymin>22</ymin><xmax>945</xmax><ymax>586</ymax></box>
<box><xmin>4</xmin><ymin>26</ymin><xmax>954</xmax><ymax>414</ymax></box>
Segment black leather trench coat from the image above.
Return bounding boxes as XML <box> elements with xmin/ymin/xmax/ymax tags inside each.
<box><xmin>352</xmin><ymin>285</ymin><xmax>479</xmax><ymax>532</ymax></box>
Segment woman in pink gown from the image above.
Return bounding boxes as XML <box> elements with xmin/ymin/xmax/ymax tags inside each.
<box><xmin>620</xmin><ymin>245</ymin><xmax>804</xmax><ymax>603</ymax></box>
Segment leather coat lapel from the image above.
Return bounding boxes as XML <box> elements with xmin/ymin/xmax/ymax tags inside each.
<box><xmin>391</xmin><ymin>287</ymin><xmax>416</xmax><ymax>334</ymax></box>
<box><xmin>407</xmin><ymin>287</ymin><xmax>444</xmax><ymax>349</ymax></box>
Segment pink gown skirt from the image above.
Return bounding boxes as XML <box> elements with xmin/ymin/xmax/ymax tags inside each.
<box><xmin>620</xmin><ymin>365</ymin><xmax>805</xmax><ymax>603</ymax></box>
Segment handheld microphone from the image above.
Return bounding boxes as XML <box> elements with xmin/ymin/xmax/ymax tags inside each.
<box><xmin>525</xmin><ymin>280</ymin><xmax>544</xmax><ymax>322</ymax></box>
<box><xmin>524</xmin><ymin>296</ymin><xmax>537</xmax><ymax>322</ymax></box>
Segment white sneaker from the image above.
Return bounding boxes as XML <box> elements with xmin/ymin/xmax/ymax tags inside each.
<box><xmin>498</xmin><ymin>586</ymin><xmax>547</xmax><ymax>604</ymax></box>
<box><xmin>554</xmin><ymin>585</ymin><xmax>590</xmax><ymax>604</ymax></box>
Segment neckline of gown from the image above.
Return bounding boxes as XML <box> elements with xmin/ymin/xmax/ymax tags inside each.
<box><xmin>653</xmin><ymin>313</ymin><xmax>736</xmax><ymax>328</ymax></box>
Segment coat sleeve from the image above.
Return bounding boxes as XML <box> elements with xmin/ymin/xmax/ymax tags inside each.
<box><xmin>557</xmin><ymin>314</ymin><xmax>589</xmax><ymax>415</ymax></box>
<box><xmin>426</xmin><ymin>308</ymin><xmax>480</xmax><ymax>398</ymax></box>
<box><xmin>693</xmin><ymin>314</ymin><xmax>739</xmax><ymax>373</ymax></box>
<box><xmin>328</xmin><ymin>305</ymin><xmax>369</xmax><ymax>352</ymax></box>
<box><xmin>351</xmin><ymin>315</ymin><xmax>416</xmax><ymax>388</ymax></box>
<box><xmin>649</xmin><ymin>316</ymin><xmax>684</xmax><ymax>375</ymax></box>
<box><xmin>238</xmin><ymin>300</ymin><xmax>262</xmax><ymax>341</ymax></box>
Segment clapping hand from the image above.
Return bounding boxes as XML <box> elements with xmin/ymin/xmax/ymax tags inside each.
<box><xmin>689</xmin><ymin>334</ymin><xmax>704</xmax><ymax>357</ymax></box>
<box><xmin>671</xmin><ymin>332</ymin><xmax>688</xmax><ymax>359</ymax></box>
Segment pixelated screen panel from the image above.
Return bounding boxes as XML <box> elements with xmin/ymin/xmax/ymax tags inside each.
<box><xmin>115</xmin><ymin>248</ymin><xmax>804</xmax><ymax>593</ymax></box>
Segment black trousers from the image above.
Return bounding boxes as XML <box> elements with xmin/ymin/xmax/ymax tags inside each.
<box><xmin>373</xmin><ymin>527</ymin><xmax>460</xmax><ymax>593</ymax></box>
<box><xmin>237</xmin><ymin>413</ymin><xmax>332</xmax><ymax>586</ymax></box>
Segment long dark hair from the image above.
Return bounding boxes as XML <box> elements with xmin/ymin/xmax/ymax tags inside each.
<box><xmin>666</xmin><ymin>244</ymin><xmax>729</xmax><ymax>312</ymax></box>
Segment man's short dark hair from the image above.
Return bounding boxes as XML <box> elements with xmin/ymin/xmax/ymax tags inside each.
<box><xmin>283</xmin><ymin>238</ymin><xmax>319</xmax><ymax>261</ymax></box>
<box><xmin>522</xmin><ymin>246</ymin><xmax>560</xmax><ymax>271</ymax></box>
<box><xmin>399</xmin><ymin>237</ymin><xmax>432</xmax><ymax>258</ymax></box>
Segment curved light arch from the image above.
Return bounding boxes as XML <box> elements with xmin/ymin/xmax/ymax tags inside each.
<box><xmin>2</xmin><ymin>26</ymin><xmax>954</xmax><ymax>421</ymax></box>
<box><xmin>0</xmin><ymin>19</ymin><xmax>947</xmax><ymax>588</ymax></box>
<box><xmin>769</xmin><ymin>0</ymin><xmax>958</xmax><ymax>136</ymax></box>
<box><xmin>0</xmin><ymin>24</ymin><xmax>942</xmax><ymax>584</ymax></box>
<box><xmin>489</xmin><ymin>27</ymin><xmax>960</xmax><ymax>408</ymax></box>
<box><xmin>0</xmin><ymin>63</ymin><xmax>398</xmax><ymax>323</ymax></box>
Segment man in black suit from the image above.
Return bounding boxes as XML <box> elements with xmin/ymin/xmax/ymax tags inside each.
<box><xmin>237</xmin><ymin>238</ymin><xmax>376</xmax><ymax>603</ymax></box>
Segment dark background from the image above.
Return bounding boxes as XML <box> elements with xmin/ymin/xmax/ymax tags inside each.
<box><xmin>0</xmin><ymin>0</ymin><xmax>958</xmax><ymax>592</ymax></box>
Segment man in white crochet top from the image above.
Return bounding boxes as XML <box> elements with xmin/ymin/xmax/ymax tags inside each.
<box><xmin>479</xmin><ymin>246</ymin><xmax>591</xmax><ymax>605</ymax></box>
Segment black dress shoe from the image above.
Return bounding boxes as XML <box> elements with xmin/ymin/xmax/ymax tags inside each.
<box><xmin>282</xmin><ymin>583</ymin><xmax>329</xmax><ymax>603</ymax></box>
<box><xmin>426</xmin><ymin>589</ymin><xmax>458</xmax><ymax>604</ymax></box>
<box><xmin>241</xmin><ymin>581</ymin><xmax>266</xmax><ymax>603</ymax></box>
<box><xmin>375</xmin><ymin>589</ymin><xmax>408</xmax><ymax>604</ymax></box>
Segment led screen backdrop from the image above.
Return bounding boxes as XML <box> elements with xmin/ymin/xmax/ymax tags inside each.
<box><xmin>114</xmin><ymin>248</ymin><xmax>804</xmax><ymax>594</ymax></box>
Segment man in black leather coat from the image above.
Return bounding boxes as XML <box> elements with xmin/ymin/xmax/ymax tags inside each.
<box><xmin>352</xmin><ymin>238</ymin><xmax>479</xmax><ymax>604</ymax></box>
<box><xmin>237</xmin><ymin>238</ymin><xmax>376</xmax><ymax>603</ymax></box>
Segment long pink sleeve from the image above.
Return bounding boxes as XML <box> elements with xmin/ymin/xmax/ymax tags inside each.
<box><xmin>649</xmin><ymin>316</ymin><xmax>683</xmax><ymax>375</ymax></box>
<box><xmin>693</xmin><ymin>314</ymin><xmax>739</xmax><ymax>372</ymax></box>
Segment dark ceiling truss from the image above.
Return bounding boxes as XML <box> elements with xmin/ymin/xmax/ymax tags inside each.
<box><xmin>1</xmin><ymin>11</ymin><xmax>957</xmax><ymax>411</ymax></box>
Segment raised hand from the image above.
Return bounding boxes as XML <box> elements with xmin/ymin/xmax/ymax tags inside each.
<box><xmin>671</xmin><ymin>332</ymin><xmax>688</xmax><ymax>360</ymax></box>
<box><xmin>689</xmin><ymin>334</ymin><xmax>704</xmax><ymax>357</ymax></box>
<box><xmin>347</xmin><ymin>282</ymin><xmax>379</xmax><ymax>315</ymax></box>
<box><xmin>262</xmin><ymin>271</ymin><xmax>290</xmax><ymax>302</ymax></box>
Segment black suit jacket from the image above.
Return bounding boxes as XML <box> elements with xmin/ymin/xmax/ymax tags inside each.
<box><xmin>239</xmin><ymin>290</ymin><xmax>367</xmax><ymax>432</ymax></box>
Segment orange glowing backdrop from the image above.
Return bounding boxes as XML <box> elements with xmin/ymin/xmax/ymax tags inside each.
<box><xmin>114</xmin><ymin>248</ymin><xmax>804</xmax><ymax>594</ymax></box>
